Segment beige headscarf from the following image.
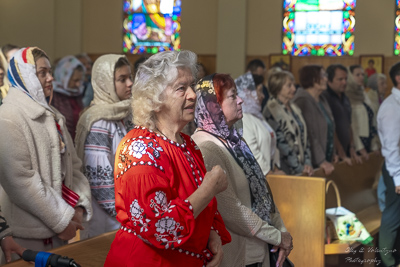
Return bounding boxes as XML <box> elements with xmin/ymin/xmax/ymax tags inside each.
<box><xmin>75</xmin><ymin>54</ymin><xmax>132</xmax><ymax>162</ymax></box>
<box><xmin>346</xmin><ymin>67</ymin><xmax>365</xmax><ymax>105</ymax></box>
<box><xmin>0</xmin><ymin>49</ymin><xmax>10</xmax><ymax>99</ymax></box>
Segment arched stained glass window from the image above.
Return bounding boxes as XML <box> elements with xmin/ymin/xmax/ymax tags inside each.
<box><xmin>395</xmin><ymin>0</ymin><xmax>400</xmax><ymax>55</ymax></box>
<box><xmin>282</xmin><ymin>0</ymin><xmax>356</xmax><ymax>56</ymax></box>
<box><xmin>123</xmin><ymin>0</ymin><xmax>181</xmax><ymax>54</ymax></box>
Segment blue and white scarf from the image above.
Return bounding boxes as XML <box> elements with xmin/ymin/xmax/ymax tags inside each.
<box><xmin>8</xmin><ymin>47</ymin><xmax>53</xmax><ymax>112</ymax></box>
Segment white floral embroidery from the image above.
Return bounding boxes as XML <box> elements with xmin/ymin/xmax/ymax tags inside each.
<box><xmin>128</xmin><ymin>140</ymin><xmax>147</xmax><ymax>159</ymax></box>
<box><xmin>155</xmin><ymin>191</ymin><xmax>168</xmax><ymax>207</ymax></box>
<box><xmin>130</xmin><ymin>200</ymin><xmax>142</xmax><ymax>219</ymax></box>
<box><xmin>155</xmin><ymin>217</ymin><xmax>176</xmax><ymax>234</ymax></box>
<box><xmin>129</xmin><ymin>192</ymin><xmax>183</xmax><ymax>249</ymax></box>
<box><xmin>126</xmin><ymin>139</ymin><xmax>164</xmax><ymax>164</ymax></box>
<box><xmin>150</xmin><ymin>191</ymin><xmax>176</xmax><ymax>217</ymax></box>
<box><xmin>130</xmin><ymin>200</ymin><xmax>150</xmax><ymax>232</ymax></box>
<box><xmin>154</xmin><ymin>217</ymin><xmax>185</xmax><ymax>249</ymax></box>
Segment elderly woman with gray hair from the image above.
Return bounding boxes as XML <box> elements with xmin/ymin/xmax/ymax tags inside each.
<box><xmin>366</xmin><ymin>73</ymin><xmax>388</xmax><ymax>114</ymax></box>
<box><xmin>105</xmin><ymin>50</ymin><xmax>231</xmax><ymax>267</ymax></box>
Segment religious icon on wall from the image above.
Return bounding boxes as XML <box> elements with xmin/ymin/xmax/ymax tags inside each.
<box><xmin>359</xmin><ymin>55</ymin><xmax>384</xmax><ymax>78</ymax></box>
<box><xmin>269</xmin><ymin>54</ymin><xmax>291</xmax><ymax>71</ymax></box>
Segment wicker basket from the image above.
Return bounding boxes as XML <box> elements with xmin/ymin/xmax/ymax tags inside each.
<box><xmin>326</xmin><ymin>180</ymin><xmax>341</xmax><ymax>242</ymax></box>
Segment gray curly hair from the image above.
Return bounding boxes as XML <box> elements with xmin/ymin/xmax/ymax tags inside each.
<box><xmin>131</xmin><ymin>50</ymin><xmax>198</xmax><ymax>130</ymax></box>
<box><xmin>367</xmin><ymin>73</ymin><xmax>386</xmax><ymax>91</ymax></box>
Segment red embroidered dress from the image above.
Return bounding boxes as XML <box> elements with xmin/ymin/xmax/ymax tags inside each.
<box><xmin>105</xmin><ymin>126</ymin><xmax>231</xmax><ymax>267</ymax></box>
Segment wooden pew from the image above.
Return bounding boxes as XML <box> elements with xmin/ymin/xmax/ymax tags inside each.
<box><xmin>314</xmin><ymin>153</ymin><xmax>383</xmax><ymax>256</ymax></box>
<box><xmin>6</xmin><ymin>231</ymin><xmax>117</xmax><ymax>267</ymax></box>
<box><xmin>267</xmin><ymin>175</ymin><xmax>326</xmax><ymax>267</ymax></box>
<box><xmin>267</xmin><ymin>153</ymin><xmax>383</xmax><ymax>267</ymax></box>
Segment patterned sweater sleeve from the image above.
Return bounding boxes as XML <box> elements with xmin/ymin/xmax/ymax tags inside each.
<box><xmin>83</xmin><ymin>120</ymin><xmax>118</xmax><ymax>217</ymax></box>
<box><xmin>265</xmin><ymin>113</ymin><xmax>304</xmax><ymax>175</ymax></box>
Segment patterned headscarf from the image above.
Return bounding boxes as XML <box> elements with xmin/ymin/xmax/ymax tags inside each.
<box><xmin>7</xmin><ymin>47</ymin><xmax>52</xmax><ymax>111</ymax></box>
<box><xmin>75</xmin><ymin>54</ymin><xmax>133</xmax><ymax>162</ymax></box>
<box><xmin>0</xmin><ymin>48</ymin><xmax>10</xmax><ymax>100</ymax></box>
<box><xmin>53</xmin><ymin>55</ymin><xmax>85</xmax><ymax>96</ymax></box>
<box><xmin>195</xmin><ymin>74</ymin><xmax>275</xmax><ymax>223</ymax></box>
<box><xmin>235</xmin><ymin>71</ymin><xmax>264</xmax><ymax>121</ymax></box>
<box><xmin>8</xmin><ymin>47</ymin><xmax>66</xmax><ymax>152</ymax></box>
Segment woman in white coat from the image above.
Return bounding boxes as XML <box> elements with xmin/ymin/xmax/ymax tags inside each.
<box><xmin>0</xmin><ymin>47</ymin><xmax>92</xmax><ymax>262</ymax></box>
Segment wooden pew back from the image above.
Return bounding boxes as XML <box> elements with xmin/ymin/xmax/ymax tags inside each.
<box><xmin>6</xmin><ymin>231</ymin><xmax>117</xmax><ymax>267</ymax></box>
<box><xmin>267</xmin><ymin>154</ymin><xmax>383</xmax><ymax>267</ymax></box>
<box><xmin>313</xmin><ymin>154</ymin><xmax>383</xmax><ymax>213</ymax></box>
<box><xmin>267</xmin><ymin>175</ymin><xmax>326</xmax><ymax>267</ymax></box>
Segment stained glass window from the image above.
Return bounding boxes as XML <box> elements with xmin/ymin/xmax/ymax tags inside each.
<box><xmin>123</xmin><ymin>0</ymin><xmax>181</xmax><ymax>54</ymax></box>
<box><xmin>282</xmin><ymin>0</ymin><xmax>356</xmax><ymax>56</ymax></box>
<box><xmin>395</xmin><ymin>0</ymin><xmax>400</xmax><ymax>55</ymax></box>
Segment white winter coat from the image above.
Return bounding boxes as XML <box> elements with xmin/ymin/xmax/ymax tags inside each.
<box><xmin>0</xmin><ymin>87</ymin><xmax>92</xmax><ymax>239</ymax></box>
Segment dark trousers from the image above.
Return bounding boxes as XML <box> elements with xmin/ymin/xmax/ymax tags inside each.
<box><xmin>379</xmin><ymin>163</ymin><xmax>400</xmax><ymax>267</ymax></box>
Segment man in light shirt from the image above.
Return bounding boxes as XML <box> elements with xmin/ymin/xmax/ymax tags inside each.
<box><xmin>377</xmin><ymin>62</ymin><xmax>400</xmax><ymax>267</ymax></box>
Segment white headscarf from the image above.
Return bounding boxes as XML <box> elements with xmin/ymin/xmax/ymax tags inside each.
<box><xmin>75</xmin><ymin>54</ymin><xmax>132</xmax><ymax>162</ymax></box>
<box><xmin>53</xmin><ymin>55</ymin><xmax>86</xmax><ymax>96</ymax></box>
